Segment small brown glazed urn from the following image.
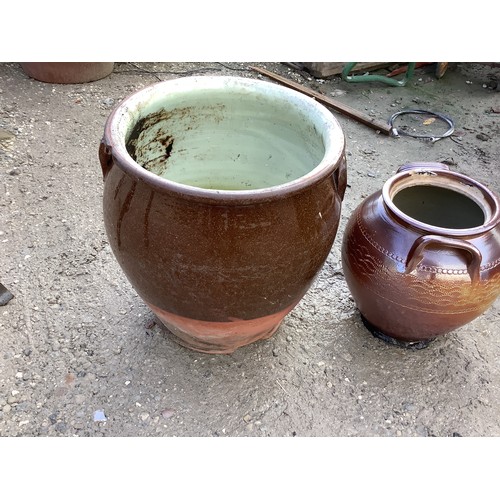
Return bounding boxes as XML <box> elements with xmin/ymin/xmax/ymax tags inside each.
<box><xmin>20</xmin><ymin>62</ymin><xmax>114</xmax><ymax>84</ymax></box>
<box><xmin>341</xmin><ymin>162</ymin><xmax>500</xmax><ymax>347</ymax></box>
<box><xmin>99</xmin><ymin>76</ymin><xmax>347</xmax><ymax>354</ymax></box>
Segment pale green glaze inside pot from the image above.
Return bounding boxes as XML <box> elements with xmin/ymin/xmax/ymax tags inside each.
<box><xmin>383</xmin><ymin>167</ymin><xmax>500</xmax><ymax>237</ymax></box>
<box><xmin>110</xmin><ymin>76</ymin><xmax>341</xmax><ymax>192</ymax></box>
<box><xmin>392</xmin><ymin>185</ymin><xmax>486</xmax><ymax>229</ymax></box>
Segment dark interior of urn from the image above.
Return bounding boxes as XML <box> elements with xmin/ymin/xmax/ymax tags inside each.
<box><xmin>392</xmin><ymin>185</ymin><xmax>485</xmax><ymax>229</ymax></box>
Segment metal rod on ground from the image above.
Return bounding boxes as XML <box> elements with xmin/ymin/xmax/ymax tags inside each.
<box><xmin>249</xmin><ymin>66</ymin><xmax>393</xmax><ymax>136</ymax></box>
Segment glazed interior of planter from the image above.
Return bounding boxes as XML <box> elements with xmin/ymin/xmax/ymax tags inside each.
<box><xmin>384</xmin><ymin>169</ymin><xmax>500</xmax><ymax>236</ymax></box>
<box><xmin>392</xmin><ymin>185</ymin><xmax>486</xmax><ymax>229</ymax></box>
<box><xmin>123</xmin><ymin>80</ymin><xmax>327</xmax><ymax>190</ymax></box>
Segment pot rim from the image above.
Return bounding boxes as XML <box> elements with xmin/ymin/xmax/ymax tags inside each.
<box><xmin>102</xmin><ymin>75</ymin><xmax>345</xmax><ymax>203</ymax></box>
<box><xmin>382</xmin><ymin>166</ymin><xmax>500</xmax><ymax>236</ymax></box>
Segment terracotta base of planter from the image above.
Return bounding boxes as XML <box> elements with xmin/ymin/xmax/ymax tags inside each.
<box><xmin>20</xmin><ymin>62</ymin><xmax>114</xmax><ymax>84</ymax></box>
<box><xmin>149</xmin><ymin>302</ymin><xmax>297</xmax><ymax>354</ymax></box>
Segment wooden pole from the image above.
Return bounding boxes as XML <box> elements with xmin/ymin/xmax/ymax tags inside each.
<box><xmin>249</xmin><ymin>66</ymin><xmax>393</xmax><ymax>136</ymax></box>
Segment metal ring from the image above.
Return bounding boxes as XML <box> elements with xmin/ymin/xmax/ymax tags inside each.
<box><xmin>388</xmin><ymin>109</ymin><xmax>455</xmax><ymax>142</ymax></box>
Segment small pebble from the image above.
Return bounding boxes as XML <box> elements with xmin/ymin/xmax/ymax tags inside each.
<box><xmin>476</xmin><ymin>133</ymin><xmax>490</xmax><ymax>141</ymax></box>
<box><xmin>0</xmin><ymin>130</ymin><xmax>14</xmax><ymax>140</ymax></box>
<box><xmin>93</xmin><ymin>410</ymin><xmax>107</xmax><ymax>422</ymax></box>
<box><xmin>54</xmin><ymin>422</ymin><xmax>67</xmax><ymax>433</ymax></box>
<box><xmin>161</xmin><ymin>408</ymin><xmax>175</xmax><ymax>419</ymax></box>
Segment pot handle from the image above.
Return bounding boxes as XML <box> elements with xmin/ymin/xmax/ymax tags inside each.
<box><xmin>397</xmin><ymin>161</ymin><xmax>450</xmax><ymax>173</ymax></box>
<box><xmin>333</xmin><ymin>153</ymin><xmax>348</xmax><ymax>201</ymax></box>
<box><xmin>405</xmin><ymin>235</ymin><xmax>482</xmax><ymax>285</ymax></box>
<box><xmin>99</xmin><ymin>140</ymin><xmax>113</xmax><ymax>181</ymax></box>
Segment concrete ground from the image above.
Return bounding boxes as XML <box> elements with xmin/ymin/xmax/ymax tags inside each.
<box><xmin>1</xmin><ymin>62</ymin><xmax>499</xmax><ymax>444</ymax></box>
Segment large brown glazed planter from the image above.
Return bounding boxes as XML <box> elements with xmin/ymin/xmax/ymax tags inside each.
<box><xmin>21</xmin><ymin>62</ymin><xmax>114</xmax><ymax>84</ymax></box>
<box><xmin>342</xmin><ymin>162</ymin><xmax>500</xmax><ymax>347</ymax></box>
<box><xmin>99</xmin><ymin>76</ymin><xmax>347</xmax><ymax>353</ymax></box>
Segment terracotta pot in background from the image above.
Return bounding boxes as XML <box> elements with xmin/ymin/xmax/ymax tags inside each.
<box><xmin>99</xmin><ymin>76</ymin><xmax>347</xmax><ymax>354</ymax></box>
<box><xmin>20</xmin><ymin>62</ymin><xmax>114</xmax><ymax>84</ymax></box>
<box><xmin>341</xmin><ymin>162</ymin><xmax>500</xmax><ymax>348</ymax></box>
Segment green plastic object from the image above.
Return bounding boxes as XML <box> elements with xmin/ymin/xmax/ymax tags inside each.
<box><xmin>342</xmin><ymin>62</ymin><xmax>416</xmax><ymax>87</ymax></box>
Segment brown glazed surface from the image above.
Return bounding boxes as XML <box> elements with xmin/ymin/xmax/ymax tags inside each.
<box><xmin>101</xmin><ymin>156</ymin><xmax>344</xmax><ymax>352</ymax></box>
<box><xmin>342</xmin><ymin>163</ymin><xmax>500</xmax><ymax>342</ymax></box>
<box><xmin>20</xmin><ymin>63</ymin><xmax>114</xmax><ymax>84</ymax></box>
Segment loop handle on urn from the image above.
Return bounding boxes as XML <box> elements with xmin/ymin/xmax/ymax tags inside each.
<box><xmin>397</xmin><ymin>161</ymin><xmax>451</xmax><ymax>174</ymax></box>
<box><xmin>405</xmin><ymin>234</ymin><xmax>483</xmax><ymax>285</ymax></box>
<box><xmin>333</xmin><ymin>154</ymin><xmax>348</xmax><ymax>201</ymax></box>
<box><xmin>99</xmin><ymin>141</ymin><xmax>113</xmax><ymax>181</ymax></box>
